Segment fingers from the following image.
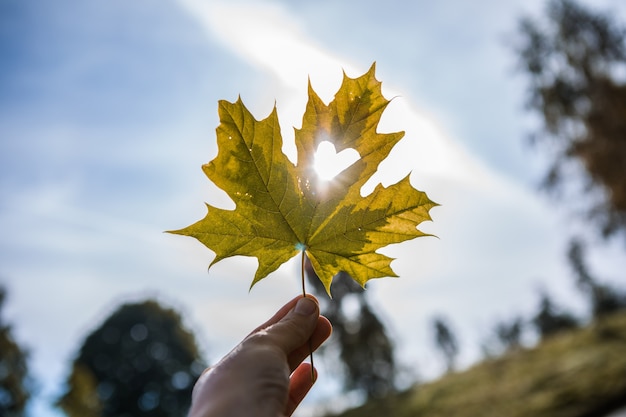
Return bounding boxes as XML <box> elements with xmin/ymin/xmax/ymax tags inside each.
<box><xmin>256</xmin><ymin>296</ymin><xmax>321</xmax><ymax>354</ymax></box>
<box><xmin>246</xmin><ymin>295</ymin><xmax>333</xmax><ymax>372</ymax></box>
<box><xmin>284</xmin><ymin>363</ymin><xmax>317</xmax><ymax>416</ymax></box>
<box><xmin>189</xmin><ymin>295</ymin><xmax>332</xmax><ymax>417</ymax></box>
<box><xmin>249</xmin><ymin>295</ymin><xmax>305</xmax><ymax>335</ymax></box>
<box><xmin>268</xmin><ymin>296</ymin><xmax>320</xmax><ymax>353</ymax></box>
<box><xmin>287</xmin><ymin>315</ymin><xmax>332</xmax><ymax>371</ymax></box>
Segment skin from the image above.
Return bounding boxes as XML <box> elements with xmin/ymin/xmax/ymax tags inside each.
<box><xmin>189</xmin><ymin>295</ymin><xmax>333</xmax><ymax>417</ymax></box>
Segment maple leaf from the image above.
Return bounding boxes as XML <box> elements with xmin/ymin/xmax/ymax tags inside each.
<box><xmin>170</xmin><ymin>63</ymin><xmax>437</xmax><ymax>295</ymax></box>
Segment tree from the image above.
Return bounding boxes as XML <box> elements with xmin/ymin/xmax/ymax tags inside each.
<box><xmin>305</xmin><ymin>261</ymin><xmax>397</xmax><ymax>399</ymax></box>
<box><xmin>495</xmin><ymin>317</ymin><xmax>524</xmax><ymax>352</ymax></box>
<box><xmin>431</xmin><ymin>316</ymin><xmax>459</xmax><ymax>372</ymax></box>
<box><xmin>336</xmin><ymin>300</ymin><xmax>396</xmax><ymax>399</ymax></box>
<box><xmin>482</xmin><ymin>316</ymin><xmax>525</xmax><ymax>357</ymax></box>
<box><xmin>58</xmin><ymin>299</ymin><xmax>206</xmax><ymax>417</ymax></box>
<box><xmin>515</xmin><ymin>0</ymin><xmax>626</xmax><ymax>240</ymax></box>
<box><xmin>0</xmin><ymin>286</ymin><xmax>30</xmax><ymax>417</ymax></box>
<box><xmin>567</xmin><ymin>238</ymin><xmax>626</xmax><ymax>318</ymax></box>
<box><xmin>531</xmin><ymin>291</ymin><xmax>579</xmax><ymax>339</ymax></box>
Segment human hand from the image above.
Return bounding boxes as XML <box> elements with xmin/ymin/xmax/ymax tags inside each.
<box><xmin>188</xmin><ymin>295</ymin><xmax>333</xmax><ymax>417</ymax></box>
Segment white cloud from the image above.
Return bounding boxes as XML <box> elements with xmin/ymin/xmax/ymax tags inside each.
<box><xmin>177</xmin><ymin>0</ymin><xmax>508</xmax><ymax>191</ymax></box>
<box><xmin>178</xmin><ymin>0</ymin><xmax>353</xmax><ymax>92</ymax></box>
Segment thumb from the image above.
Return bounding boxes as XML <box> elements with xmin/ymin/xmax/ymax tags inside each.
<box><xmin>263</xmin><ymin>296</ymin><xmax>320</xmax><ymax>354</ymax></box>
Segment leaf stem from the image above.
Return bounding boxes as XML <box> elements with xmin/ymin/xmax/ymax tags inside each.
<box><xmin>301</xmin><ymin>250</ymin><xmax>315</xmax><ymax>381</ymax></box>
<box><xmin>301</xmin><ymin>249</ymin><xmax>306</xmax><ymax>298</ymax></box>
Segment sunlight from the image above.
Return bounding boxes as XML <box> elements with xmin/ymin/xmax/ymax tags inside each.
<box><xmin>179</xmin><ymin>0</ymin><xmax>496</xmax><ymax>192</ymax></box>
<box><xmin>313</xmin><ymin>141</ymin><xmax>360</xmax><ymax>181</ymax></box>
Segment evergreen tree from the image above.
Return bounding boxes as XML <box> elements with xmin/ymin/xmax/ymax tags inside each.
<box><xmin>482</xmin><ymin>317</ymin><xmax>525</xmax><ymax>357</ymax></box>
<box><xmin>531</xmin><ymin>291</ymin><xmax>579</xmax><ymax>339</ymax></box>
<box><xmin>515</xmin><ymin>0</ymin><xmax>626</xmax><ymax>240</ymax></box>
<box><xmin>0</xmin><ymin>286</ymin><xmax>30</xmax><ymax>417</ymax></box>
<box><xmin>58</xmin><ymin>299</ymin><xmax>206</xmax><ymax>417</ymax></box>
<box><xmin>495</xmin><ymin>318</ymin><xmax>524</xmax><ymax>352</ymax></box>
<box><xmin>431</xmin><ymin>316</ymin><xmax>459</xmax><ymax>372</ymax></box>
<box><xmin>305</xmin><ymin>262</ymin><xmax>396</xmax><ymax>399</ymax></box>
<box><xmin>567</xmin><ymin>238</ymin><xmax>626</xmax><ymax>318</ymax></box>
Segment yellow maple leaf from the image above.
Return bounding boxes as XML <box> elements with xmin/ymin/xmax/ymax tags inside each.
<box><xmin>170</xmin><ymin>64</ymin><xmax>437</xmax><ymax>295</ymax></box>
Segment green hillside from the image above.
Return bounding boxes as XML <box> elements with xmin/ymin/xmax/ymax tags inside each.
<box><xmin>328</xmin><ymin>311</ymin><xmax>626</xmax><ymax>417</ymax></box>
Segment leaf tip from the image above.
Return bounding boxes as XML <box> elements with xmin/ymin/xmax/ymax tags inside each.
<box><xmin>164</xmin><ymin>227</ymin><xmax>187</xmax><ymax>236</ymax></box>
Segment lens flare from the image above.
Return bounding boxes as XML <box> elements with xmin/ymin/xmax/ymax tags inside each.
<box><xmin>313</xmin><ymin>141</ymin><xmax>359</xmax><ymax>181</ymax></box>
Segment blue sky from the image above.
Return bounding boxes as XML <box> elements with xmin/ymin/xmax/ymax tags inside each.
<box><xmin>2</xmin><ymin>0</ymin><xmax>626</xmax><ymax>416</ymax></box>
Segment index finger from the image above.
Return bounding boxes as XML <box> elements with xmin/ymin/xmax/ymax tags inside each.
<box><xmin>249</xmin><ymin>295</ymin><xmax>319</xmax><ymax>336</ymax></box>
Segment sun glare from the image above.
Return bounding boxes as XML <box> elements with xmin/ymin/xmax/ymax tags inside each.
<box><xmin>313</xmin><ymin>141</ymin><xmax>360</xmax><ymax>181</ymax></box>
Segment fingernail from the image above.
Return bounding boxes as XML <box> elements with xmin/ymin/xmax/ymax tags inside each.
<box><xmin>294</xmin><ymin>297</ymin><xmax>317</xmax><ymax>316</ymax></box>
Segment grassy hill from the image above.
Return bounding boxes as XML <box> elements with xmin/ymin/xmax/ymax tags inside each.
<box><xmin>328</xmin><ymin>311</ymin><xmax>626</xmax><ymax>417</ymax></box>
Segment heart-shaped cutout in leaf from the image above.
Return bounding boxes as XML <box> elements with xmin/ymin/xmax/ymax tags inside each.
<box><xmin>314</xmin><ymin>141</ymin><xmax>360</xmax><ymax>181</ymax></box>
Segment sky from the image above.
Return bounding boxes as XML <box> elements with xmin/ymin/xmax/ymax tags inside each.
<box><xmin>1</xmin><ymin>0</ymin><xmax>626</xmax><ymax>416</ymax></box>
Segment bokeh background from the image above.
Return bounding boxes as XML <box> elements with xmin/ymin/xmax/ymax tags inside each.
<box><xmin>1</xmin><ymin>0</ymin><xmax>625</xmax><ymax>416</ymax></box>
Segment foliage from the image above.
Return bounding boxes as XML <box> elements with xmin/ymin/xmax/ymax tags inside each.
<box><xmin>431</xmin><ymin>316</ymin><xmax>459</xmax><ymax>372</ymax></box>
<box><xmin>0</xmin><ymin>286</ymin><xmax>30</xmax><ymax>417</ymax></box>
<box><xmin>494</xmin><ymin>317</ymin><xmax>524</xmax><ymax>352</ymax></box>
<box><xmin>58</xmin><ymin>300</ymin><xmax>206</xmax><ymax>417</ymax></box>
<box><xmin>531</xmin><ymin>291</ymin><xmax>579</xmax><ymax>339</ymax></box>
<box><xmin>337</xmin><ymin>300</ymin><xmax>396</xmax><ymax>399</ymax></box>
<box><xmin>305</xmin><ymin>262</ymin><xmax>396</xmax><ymax>399</ymax></box>
<box><xmin>329</xmin><ymin>311</ymin><xmax>626</xmax><ymax>417</ymax></box>
<box><xmin>567</xmin><ymin>238</ymin><xmax>626</xmax><ymax>318</ymax></box>
<box><xmin>481</xmin><ymin>316</ymin><xmax>526</xmax><ymax>358</ymax></box>
<box><xmin>170</xmin><ymin>63</ymin><xmax>437</xmax><ymax>294</ymax></box>
<box><xmin>515</xmin><ymin>0</ymin><xmax>626</xmax><ymax>239</ymax></box>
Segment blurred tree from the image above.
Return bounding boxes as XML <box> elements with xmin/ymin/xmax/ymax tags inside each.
<box><xmin>58</xmin><ymin>299</ymin><xmax>206</xmax><ymax>417</ymax></box>
<box><xmin>568</xmin><ymin>238</ymin><xmax>626</xmax><ymax>318</ymax></box>
<box><xmin>515</xmin><ymin>0</ymin><xmax>626</xmax><ymax>240</ymax></box>
<box><xmin>482</xmin><ymin>316</ymin><xmax>525</xmax><ymax>357</ymax></box>
<box><xmin>305</xmin><ymin>262</ymin><xmax>396</xmax><ymax>399</ymax></box>
<box><xmin>0</xmin><ymin>286</ymin><xmax>30</xmax><ymax>417</ymax></box>
<box><xmin>337</xmin><ymin>300</ymin><xmax>396</xmax><ymax>399</ymax></box>
<box><xmin>496</xmin><ymin>318</ymin><xmax>524</xmax><ymax>352</ymax></box>
<box><xmin>431</xmin><ymin>316</ymin><xmax>459</xmax><ymax>373</ymax></box>
<box><xmin>531</xmin><ymin>291</ymin><xmax>579</xmax><ymax>339</ymax></box>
